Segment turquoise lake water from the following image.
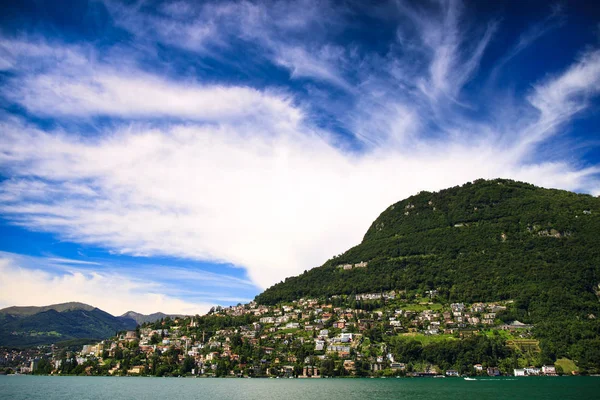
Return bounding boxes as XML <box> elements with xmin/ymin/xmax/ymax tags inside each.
<box><xmin>1</xmin><ymin>376</ymin><xmax>599</xmax><ymax>400</ymax></box>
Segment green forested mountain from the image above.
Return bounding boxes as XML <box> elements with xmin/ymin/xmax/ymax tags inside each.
<box><xmin>0</xmin><ymin>303</ymin><xmax>137</xmax><ymax>347</ymax></box>
<box><xmin>256</xmin><ymin>179</ymin><xmax>600</xmax><ymax>365</ymax></box>
<box><xmin>0</xmin><ymin>302</ymin><xmax>96</xmax><ymax>317</ymax></box>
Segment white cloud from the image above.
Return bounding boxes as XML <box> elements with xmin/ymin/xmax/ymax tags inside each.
<box><xmin>394</xmin><ymin>0</ymin><xmax>496</xmax><ymax>103</ymax></box>
<box><xmin>1</xmin><ymin>116</ymin><xmax>598</xmax><ymax>290</ymax></box>
<box><xmin>0</xmin><ymin>52</ymin><xmax>301</xmax><ymax>126</ymax></box>
<box><xmin>274</xmin><ymin>45</ymin><xmax>353</xmax><ymax>91</ymax></box>
<box><xmin>0</xmin><ymin>254</ymin><xmax>214</xmax><ymax>315</ymax></box>
<box><xmin>517</xmin><ymin>50</ymin><xmax>600</xmax><ymax>154</ymax></box>
<box><xmin>1</xmin><ymin>2</ymin><xmax>600</xmax><ymax>295</ymax></box>
<box><xmin>103</xmin><ymin>0</ymin><xmax>350</xmax><ymax>90</ymax></box>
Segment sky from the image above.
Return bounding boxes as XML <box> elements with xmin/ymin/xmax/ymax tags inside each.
<box><xmin>1</xmin><ymin>0</ymin><xmax>600</xmax><ymax>316</ymax></box>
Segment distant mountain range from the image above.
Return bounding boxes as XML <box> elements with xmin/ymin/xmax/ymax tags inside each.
<box><xmin>120</xmin><ymin>311</ymin><xmax>184</xmax><ymax>325</ymax></box>
<box><xmin>0</xmin><ymin>302</ymin><xmax>180</xmax><ymax>347</ymax></box>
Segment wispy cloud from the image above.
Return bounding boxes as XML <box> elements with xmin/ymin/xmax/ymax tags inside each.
<box><xmin>0</xmin><ymin>40</ymin><xmax>300</xmax><ymax>126</ymax></box>
<box><xmin>0</xmin><ymin>0</ymin><xmax>599</xmax><ymax>294</ymax></box>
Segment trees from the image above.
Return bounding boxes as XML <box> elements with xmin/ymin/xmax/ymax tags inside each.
<box><xmin>181</xmin><ymin>356</ymin><xmax>195</xmax><ymax>374</ymax></box>
<box><xmin>33</xmin><ymin>358</ymin><xmax>52</xmax><ymax>375</ymax></box>
<box><xmin>254</xmin><ymin>179</ymin><xmax>600</xmax><ymax>369</ymax></box>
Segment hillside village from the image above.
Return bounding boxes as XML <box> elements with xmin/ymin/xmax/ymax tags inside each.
<box><xmin>2</xmin><ymin>292</ymin><xmax>570</xmax><ymax>377</ymax></box>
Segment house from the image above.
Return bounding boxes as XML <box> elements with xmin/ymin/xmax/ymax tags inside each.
<box><xmin>315</xmin><ymin>340</ymin><xmax>325</xmax><ymax>351</ymax></box>
<box><xmin>343</xmin><ymin>360</ymin><xmax>355</xmax><ymax>371</ymax></box>
<box><xmin>445</xmin><ymin>370</ymin><xmax>459</xmax><ymax>377</ymax></box>
<box><xmin>487</xmin><ymin>367</ymin><xmax>500</xmax><ymax>376</ymax></box>
<box><xmin>390</xmin><ymin>362</ymin><xmax>406</xmax><ymax>370</ymax></box>
<box><xmin>473</xmin><ymin>364</ymin><xmax>483</xmax><ymax>372</ymax></box>
<box><xmin>127</xmin><ymin>365</ymin><xmax>144</xmax><ymax>375</ymax></box>
<box><xmin>302</xmin><ymin>365</ymin><xmax>320</xmax><ymax>378</ymax></box>
<box><xmin>327</xmin><ymin>345</ymin><xmax>350</xmax><ymax>353</ymax></box>
<box><xmin>542</xmin><ymin>365</ymin><xmax>557</xmax><ymax>376</ymax></box>
<box><xmin>358</xmin><ymin>319</ymin><xmax>373</xmax><ymax>331</ymax></box>
<box><xmin>371</xmin><ymin>363</ymin><xmax>384</xmax><ymax>371</ymax></box>
<box><xmin>333</xmin><ymin>319</ymin><xmax>346</xmax><ymax>329</ymax></box>
<box><xmin>514</xmin><ymin>369</ymin><xmax>526</xmax><ymax>377</ymax></box>
<box><xmin>500</xmin><ymin>320</ymin><xmax>533</xmax><ymax>330</ymax></box>
<box><xmin>339</xmin><ymin>333</ymin><xmax>353</xmax><ymax>343</ymax></box>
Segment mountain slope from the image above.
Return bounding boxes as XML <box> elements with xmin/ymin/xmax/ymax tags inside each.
<box><xmin>256</xmin><ymin>179</ymin><xmax>600</xmax><ymax>359</ymax></box>
<box><xmin>258</xmin><ymin>179</ymin><xmax>600</xmax><ymax>304</ymax></box>
<box><xmin>0</xmin><ymin>302</ymin><xmax>96</xmax><ymax>317</ymax></box>
<box><xmin>120</xmin><ymin>311</ymin><xmax>181</xmax><ymax>325</ymax></box>
<box><xmin>0</xmin><ymin>303</ymin><xmax>137</xmax><ymax>347</ymax></box>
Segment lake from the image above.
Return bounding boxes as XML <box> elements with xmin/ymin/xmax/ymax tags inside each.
<box><xmin>1</xmin><ymin>376</ymin><xmax>599</xmax><ymax>400</ymax></box>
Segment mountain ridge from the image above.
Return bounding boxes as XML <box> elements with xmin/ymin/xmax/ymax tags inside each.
<box><xmin>257</xmin><ymin>178</ymin><xmax>600</xmax><ymax>304</ymax></box>
<box><xmin>120</xmin><ymin>311</ymin><xmax>183</xmax><ymax>325</ymax></box>
<box><xmin>0</xmin><ymin>303</ymin><xmax>179</xmax><ymax>347</ymax></box>
<box><xmin>0</xmin><ymin>302</ymin><xmax>96</xmax><ymax>316</ymax></box>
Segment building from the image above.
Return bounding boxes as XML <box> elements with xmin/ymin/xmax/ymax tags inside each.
<box><xmin>390</xmin><ymin>362</ymin><xmax>406</xmax><ymax>370</ymax></box>
<box><xmin>542</xmin><ymin>365</ymin><xmax>557</xmax><ymax>376</ymax></box>
<box><xmin>302</xmin><ymin>365</ymin><xmax>320</xmax><ymax>378</ymax></box>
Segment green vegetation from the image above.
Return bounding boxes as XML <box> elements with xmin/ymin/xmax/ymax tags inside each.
<box><xmin>0</xmin><ymin>306</ymin><xmax>136</xmax><ymax>347</ymax></box>
<box><xmin>555</xmin><ymin>358</ymin><xmax>578</xmax><ymax>374</ymax></box>
<box><xmin>256</xmin><ymin>179</ymin><xmax>600</xmax><ymax>370</ymax></box>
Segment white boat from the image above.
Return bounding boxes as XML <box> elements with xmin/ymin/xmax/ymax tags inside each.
<box><xmin>464</xmin><ymin>377</ymin><xmax>477</xmax><ymax>381</ymax></box>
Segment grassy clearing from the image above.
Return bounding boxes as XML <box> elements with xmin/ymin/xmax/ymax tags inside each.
<box><xmin>277</xmin><ymin>328</ymin><xmax>300</xmax><ymax>334</ymax></box>
<box><xmin>483</xmin><ymin>329</ymin><xmax>515</xmax><ymax>341</ymax></box>
<box><xmin>507</xmin><ymin>339</ymin><xmax>540</xmax><ymax>352</ymax></box>
<box><xmin>399</xmin><ymin>333</ymin><xmax>456</xmax><ymax>345</ymax></box>
<box><xmin>555</xmin><ymin>358</ymin><xmax>578</xmax><ymax>373</ymax></box>
<box><xmin>397</xmin><ymin>303</ymin><xmax>443</xmax><ymax>312</ymax></box>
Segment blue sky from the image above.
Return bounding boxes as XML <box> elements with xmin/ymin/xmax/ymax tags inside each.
<box><xmin>1</xmin><ymin>0</ymin><xmax>600</xmax><ymax>315</ymax></box>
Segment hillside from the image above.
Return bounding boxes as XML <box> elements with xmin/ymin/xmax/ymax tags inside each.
<box><xmin>120</xmin><ymin>311</ymin><xmax>182</xmax><ymax>325</ymax></box>
<box><xmin>0</xmin><ymin>302</ymin><xmax>96</xmax><ymax>317</ymax></box>
<box><xmin>0</xmin><ymin>303</ymin><xmax>137</xmax><ymax>347</ymax></box>
<box><xmin>256</xmin><ymin>179</ymin><xmax>600</xmax><ymax>362</ymax></box>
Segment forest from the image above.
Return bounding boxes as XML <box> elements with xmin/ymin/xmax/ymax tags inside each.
<box><xmin>256</xmin><ymin>179</ymin><xmax>600</xmax><ymax>369</ymax></box>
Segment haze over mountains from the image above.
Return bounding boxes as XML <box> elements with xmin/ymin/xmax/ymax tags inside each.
<box><xmin>0</xmin><ymin>302</ymin><xmax>177</xmax><ymax>347</ymax></box>
<box><xmin>120</xmin><ymin>311</ymin><xmax>184</xmax><ymax>325</ymax></box>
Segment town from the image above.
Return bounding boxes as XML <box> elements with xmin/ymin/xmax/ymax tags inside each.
<box><xmin>1</xmin><ymin>292</ymin><xmax>567</xmax><ymax>378</ymax></box>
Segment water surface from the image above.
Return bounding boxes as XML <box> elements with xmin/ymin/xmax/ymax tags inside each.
<box><xmin>1</xmin><ymin>375</ymin><xmax>598</xmax><ymax>400</ymax></box>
